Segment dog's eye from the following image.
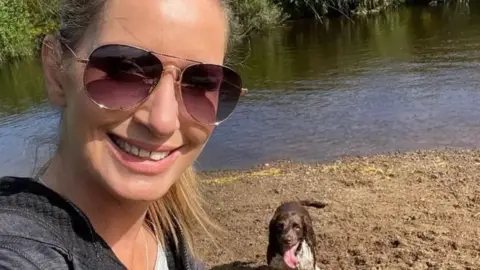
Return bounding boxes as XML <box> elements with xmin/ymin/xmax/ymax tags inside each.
<box><xmin>276</xmin><ymin>223</ymin><xmax>284</xmax><ymax>231</ymax></box>
<box><xmin>293</xmin><ymin>224</ymin><xmax>301</xmax><ymax>231</ymax></box>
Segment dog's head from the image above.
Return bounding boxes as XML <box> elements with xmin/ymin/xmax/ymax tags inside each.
<box><xmin>268</xmin><ymin>202</ymin><xmax>314</xmax><ymax>268</ymax></box>
<box><xmin>271</xmin><ymin>211</ymin><xmax>305</xmax><ymax>251</ymax></box>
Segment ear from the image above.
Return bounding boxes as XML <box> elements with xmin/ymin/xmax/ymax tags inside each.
<box><xmin>302</xmin><ymin>215</ymin><xmax>316</xmax><ymax>248</ymax></box>
<box><xmin>41</xmin><ymin>34</ymin><xmax>67</xmax><ymax>107</ymax></box>
<box><xmin>267</xmin><ymin>217</ymin><xmax>279</xmax><ymax>264</ymax></box>
<box><xmin>268</xmin><ymin>217</ymin><xmax>278</xmax><ymax>245</ymax></box>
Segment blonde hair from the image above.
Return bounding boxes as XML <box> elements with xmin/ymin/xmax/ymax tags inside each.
<box><xmin>146</xmin><ymin>166</ymin><xmax>219</xmax><ymax>256</ymax></box>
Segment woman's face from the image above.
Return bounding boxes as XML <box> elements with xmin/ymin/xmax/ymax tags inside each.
<box><xmin>45</xmin><ymin>0</ymin><xmax>230</xmax><ymax>201</ymax></box>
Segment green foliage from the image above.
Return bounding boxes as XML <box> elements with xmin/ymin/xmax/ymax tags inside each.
<box><xmin>274</xmin><ymin>0</ymin><xmax>403</xmax><ymax>19</ymax></box>
<box><xmin>0</xmin><ymin>0</ymin><xmax>58</xmax><ymax>62</ymax></box>
<box><xmin>26</xmin><ymin>0</ymin><xmax>60</xmax><ymax>36</ymax></box>
<box><xmin>229</xmin><ymin>0</ymin><xmax>288</xmax><ymax>37</ymax></box>
<box><xmin>0</xmin><ymin>0</ymin><xmax>34</xmax><ymax>62</ymax></box>
<box><xmin>0</xmin><ymin>0</ymin><xmax>467</xmax><ymax>63</ymax></box>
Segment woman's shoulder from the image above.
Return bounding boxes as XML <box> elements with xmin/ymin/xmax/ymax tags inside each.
<box><xmin>0</xmin><ymin>176</ymin><xmax>72</xmax><ymax>246</ymax></box>
<box><xmin>0</xmin><ymin>176</ymin><xmax>49</xmax><ymax>217</ymax></box>
<box><xmin>0</xmin><ymin>176</ymin><xmax>92</xmax><ymax>246</ymax></box>
<box><xmin>0</xmin><ymin>176</ymin><xmax>77</xmax><ymax>215</ymax></box>
<box><xmin>0</xmin><ymin>176</ymin><xmax>71</xmax><ymax>225</ymax></box>
<box><xmin>0</xmin><ymin>176</ymin><xmax>74</xmax><ymax>269</ymax></box>
<box><xmin>0</xmin><ymin>235</ymin><xmax>71</xmax><ymax>269</ymax></box>
<box><xmin>0</xmin><ymin>176</ymin><xmax>127</xmax><ymax>269</ymax></box>
<box><xmin>0</xmin><ymin>176</ymin><xmax>36</xmax><ymax>189</ymax></box>
<box><xmin>0</xmin><ymin>176</ymin><xmax>48</xmax><ymax>201</ymax></box>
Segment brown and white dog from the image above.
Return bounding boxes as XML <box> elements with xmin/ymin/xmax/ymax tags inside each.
<box><xmin>266</xmin><ymin>200</ymin><xmax>327</xmax><ymax>270</ymax></box>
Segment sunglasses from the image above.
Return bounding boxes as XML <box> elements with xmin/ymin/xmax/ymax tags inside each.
<box><xmin>61</xmin><ymin>43</ymin><xmax>247</xmax><ymax>126</ymax></box>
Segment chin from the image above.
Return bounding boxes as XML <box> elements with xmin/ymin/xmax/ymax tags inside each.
<box><xmin>114</xmin><ymin>183</ymin><xmax>173</xmax><ymax>202</ymax></box>
<box><xmin>105</xmin><ymin>163</ymin><xmax>183</xmax><ymax>202</ymax></box>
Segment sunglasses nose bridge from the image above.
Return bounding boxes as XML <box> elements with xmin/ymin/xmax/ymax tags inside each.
<box><xmin>162</xmin><ymin>65</ymin><xmax>182</xmax><ymax>83</ymax></box>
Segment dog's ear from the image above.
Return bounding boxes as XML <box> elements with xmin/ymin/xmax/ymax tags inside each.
<box><xmin>268</xmin><ymin>217</ymin><xmax>276</xmax><ymax>243</ymax></box>
<box><xmin>267</xmin><ymin>215</ymin><xmax>279</xmax><ymax>264</ymax></box>
<box><xmin>302</xmin><ymin>214</ymin><xmax>316</xmax><ymax>249</ymax></box>
<box><xmin>301</xmin><ymin>214</ymin><xmax>319</xmax><ymax>270</ymax></box>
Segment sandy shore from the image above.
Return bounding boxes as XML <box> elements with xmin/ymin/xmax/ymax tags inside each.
<box><xmin>193</xmin><ymin>148</ymin><xmax>480</xmax><ymax>270</ymax></box>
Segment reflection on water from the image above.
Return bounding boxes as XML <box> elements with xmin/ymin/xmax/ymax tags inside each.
<box><xmin>0</xmin><ymin>58</ymin><xmax>47</xmax><ymax>117</ymax></box>
<box><xmin>1</xmin><ymin>4</ymin><xmax>479</xmax><ymax>176</ymax></box>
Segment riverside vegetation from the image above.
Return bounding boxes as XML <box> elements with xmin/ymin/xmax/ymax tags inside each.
<box><xmin>0</xmin><ymin>0</ymin><xmax>466</xmax><ymax>63</ymax></box>
<box><xmin>0</xmin><ymin>0</ymin><xmax>58</xmax><ymax>62</ymax></box>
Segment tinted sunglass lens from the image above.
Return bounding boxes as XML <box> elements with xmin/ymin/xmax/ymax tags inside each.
<box><xmin>84</xmin><ymin>45</ymin><xmax>163</xmax><ymax>109</ymax></box>
<box><xmin>181</xmin><ymin>64</ymin><xmax>242</xmax><ymax>124</ymax></box>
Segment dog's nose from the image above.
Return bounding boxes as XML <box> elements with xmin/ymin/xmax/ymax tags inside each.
<box><xmin>282</xmin><ymin>237</ymin><xmax>294</xmax><ymax>245</ymax></box>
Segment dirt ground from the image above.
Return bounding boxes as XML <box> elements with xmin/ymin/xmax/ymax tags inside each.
<box><xmin>193</xmin><ymin>149</ymin><xmax>480</xmax><ymax>270</ymax></box>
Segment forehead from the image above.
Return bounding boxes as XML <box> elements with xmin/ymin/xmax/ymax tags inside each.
<box><xmin>91</xmin><ymin>0</ymin><xmax>227</xmax><ymax>65</ymax></box>
<box><xmin>277</xmin><ymin>212</ymin><xmax>302</xmax><ymax>223</ymax></box>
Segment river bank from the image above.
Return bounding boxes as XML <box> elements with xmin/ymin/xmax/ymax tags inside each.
<box><xmin>194</xmin><ymin>148</ymin><xmax>480</xmax><ymax>269</ymax></box>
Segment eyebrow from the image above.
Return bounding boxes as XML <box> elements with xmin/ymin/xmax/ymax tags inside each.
<box><xmin>66</xmin><ymin>40</ymin><xmax>204</xmax><ymax>65</ymax></box>
<box><xmin>150</xmin><ymin>50</ymin><xmax>203</xmax><ymax>64</ymax></box>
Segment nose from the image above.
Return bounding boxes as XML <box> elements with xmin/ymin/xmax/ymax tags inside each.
<box><xmin>134</xmin><ymin>71</ymin><xmax>180</xmax><ymax>136</ymax></box>
<box><xmin>282</xmin><ymin>235</ymin><xmax>294</xmax><ymax>245</ymax></box>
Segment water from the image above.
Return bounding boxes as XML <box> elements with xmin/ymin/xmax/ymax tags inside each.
<box><xmin>1</xmin><ymin>4</ymin><xmax>479</xmax><ymax>176</ymax></box>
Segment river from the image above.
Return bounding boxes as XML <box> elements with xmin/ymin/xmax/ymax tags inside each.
<box><xmin>1</xmin><ymin>4</ymin><xmax>479</xmax><ymax>176</ymax></box>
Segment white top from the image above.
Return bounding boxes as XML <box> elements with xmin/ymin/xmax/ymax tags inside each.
<box><xmin>154</xmin><ymin>245</ymin><xmax>169</xmax><ymax>270</ymax></box>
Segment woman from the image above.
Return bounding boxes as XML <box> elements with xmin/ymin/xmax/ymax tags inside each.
<box><xmin>0</xmin><ymin>0</ymin><xmax>246</xmax><ymax>269</ymax></box>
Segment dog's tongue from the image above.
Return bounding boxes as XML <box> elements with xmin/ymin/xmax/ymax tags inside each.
<box><xmin>283</xmin><ymin>243</ymin><xmax>299</xmax><ymax>268</ymax></box>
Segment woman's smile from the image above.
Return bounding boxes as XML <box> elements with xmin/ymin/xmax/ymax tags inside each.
<box><xmin>107</xmin><ymin>133</ymin><xmax>183</xmax><ymax>175</ymax></box>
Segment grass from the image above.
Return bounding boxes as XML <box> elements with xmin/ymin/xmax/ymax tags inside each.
<box><xmin>203</xmin><ymin>167</ymin><xmax>283</xmax><ymax>185</ymax></box>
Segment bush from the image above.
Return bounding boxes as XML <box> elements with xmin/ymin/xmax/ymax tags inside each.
<box><xmin>274</xmin><ymin>0</ymin><xmax>403</xmax><ymax>19</ymax></box>
<box><xmin>228</xmin><ymin>0</ymin><xmax>287</xmax><ymax>37</ymax></box>
<box><xmin>0</xmin><ymin>0</ymin><xmax>58</xmax><ymax>62</ymax></box>
<box><xmin>0</xmin><ymin>0</ymin><xmax>34</xmax><ymax>61</ymax></box>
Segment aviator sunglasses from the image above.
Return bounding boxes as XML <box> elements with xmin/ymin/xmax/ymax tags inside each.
<box><xmin>62</xmin><ymin>43</ymin><xmax>247</xmax><ymax>126</ymax></box>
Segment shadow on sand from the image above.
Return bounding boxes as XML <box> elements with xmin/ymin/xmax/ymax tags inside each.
<box><xmin>209</xmin><ymin>261</ymin><xmax>271</xmax><ymax>270</ymax></box>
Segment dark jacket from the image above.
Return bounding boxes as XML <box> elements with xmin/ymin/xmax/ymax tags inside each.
<box><xmin>0</xmin><ymin>176</ymin><xmax>204</xmax><ymax>270</ymax></box>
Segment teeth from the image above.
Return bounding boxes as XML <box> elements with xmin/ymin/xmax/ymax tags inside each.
<box><xmin>150</xmin><ymin>152</ymin><xmax>168</xmax><ymax>161</ymax></box>
<box><xmin>112</xmin><ymin>136</ymin><xmax>170</xmax><ymax>161</ymax></box>
<box><xmin>125</xmin><ymin>142</ymin><xmax>131</xmax><ymax>152</ymax></box>
<box><xmin>131</xmin><ymin>146</ymin><xmax>139</xmax><ymax>156</ymax></box>
<box><xmin>139</xmin><ymin>149</ymin><xmax>150</xmax><ymax>158</ymax></box>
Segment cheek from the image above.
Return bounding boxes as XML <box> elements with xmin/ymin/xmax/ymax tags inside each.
<box><xmin>64</xmin><ymin>69</ymin><xmax>97</xmax><ymax>133</ymax></box>
<box><xmin>68</xmin><ymin>93</ymin><xmax>108</xmax><ymax>136</ymax></box>
<box><xmin>180</xmin><ymin>120</ymin><xmax>215</xmax><ymax>146</ymax></box>
<box><xmin>64</xmin><ymin>82</ymin><xmax>127</xmax><ymax>164</ymax></box>
<box><xmin>66</xmin><ymin>70</ymin><xmax>130</xmax><ymax>137</ymax></box>
<box><xmin>63</xmin><ymin>98</ymin><xmax>103</xmax><ymax>168</ymax></box>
